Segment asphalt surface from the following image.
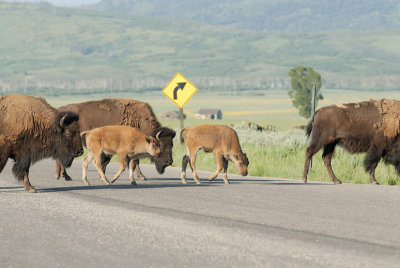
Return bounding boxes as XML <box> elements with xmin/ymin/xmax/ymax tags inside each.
<box><xmin>1</xmin><ymin>159</ymin><xmax>400</xmax><ymax>267</ymax></box>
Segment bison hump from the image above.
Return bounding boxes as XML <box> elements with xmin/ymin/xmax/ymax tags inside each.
<box><xmin>0</xmin><ymin>95</ymin><xmax>55</xmax><ymax>137</ymax></box>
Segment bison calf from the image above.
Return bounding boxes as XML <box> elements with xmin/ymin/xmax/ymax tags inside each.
<box><xmin>81</xmin><ymin>125</ymin><xmax>161</xmax><ymax>185</ymax></box>
<box><xmin>180</xmin><ymin>125</ymin><xmax>249</xmax><ymax>184</ymax></box>
<box><xmin>303</xmin><ymin>99</ymin><xmax>400</xmax><ymax>184</ymax></box>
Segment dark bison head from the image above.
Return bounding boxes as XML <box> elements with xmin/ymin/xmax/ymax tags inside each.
<box><xmin>151</xmin><ymin>127</ymin><xmax>176</xmax><ymax>174</ymax></box>
<box><xmin>53</xmin><ymin>111</ymin><xmax>83</xmax><ymax>168</ymax></box>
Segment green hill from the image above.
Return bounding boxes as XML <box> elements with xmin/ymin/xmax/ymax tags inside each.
<box><xmin>88</xmin><ymin>0</ymin><xmax>400</xmax><ymax>32</ymax></box>
<box><xmin>0</xmin><ymin>2</ymin><xmax>400</xmax><ymax>95</ymax></box>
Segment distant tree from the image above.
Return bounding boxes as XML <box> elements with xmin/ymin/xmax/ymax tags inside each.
<box><xmin>288</xmin><ymin>66</ymin><xmax>323</xmax><ymax>118</ymax></box>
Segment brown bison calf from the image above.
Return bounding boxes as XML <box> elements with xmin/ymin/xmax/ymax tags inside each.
<box><xmin>303</xmin><ymin>99</ymin><xmax>400</xmax><ymax>184</ymax></box>
<box><xmin>180</xmin><ymin>125</ymin><xmax>249</xmax><ymax>184</ymax></box>
<box><xmin>81</xmin><ymin>125</ymin><xmax>161</xmax><ymax>185</ymax></box>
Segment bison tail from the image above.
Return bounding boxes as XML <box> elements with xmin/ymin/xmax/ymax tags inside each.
<box><xmin>305</xmin><ymin>120</ymin><xmax>313</xmax><ymax>138</ymax></box>
<box><xmin>80</xmin><ymin>131</ymin><xmax>88</xmax><ymax>148</ymax></box>
<box><xmin>179</xmin><ymin>128</ymin><xmax>187</xmax><ymax>144</ymax></box>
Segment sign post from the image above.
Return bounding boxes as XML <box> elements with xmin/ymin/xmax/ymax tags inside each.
<box><xmin>309</xmin><ymin>86</ymin><xmax>317</xmax><ymax>172</ymax></box>
<box><xmin>162</xmin><ymin>73</ymin><xmax>198</xmax><ymax>129</ymax></box>
<box><xmin>179</xmin><ymin>108</ymin><xmax>184</xmax><ymax>129</ymax></box>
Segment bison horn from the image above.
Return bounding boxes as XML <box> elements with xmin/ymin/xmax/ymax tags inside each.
<box><xmin>155</xmin><ymin>130</ymin><xmax>163</xmax><ymax>140</ymax></box>
<box><xmin>60</xmin><ymin>113</ymin><xmax>69</xmax><ymax>127</ymax></box>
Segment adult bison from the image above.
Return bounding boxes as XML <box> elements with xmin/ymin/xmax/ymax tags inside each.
<box><xmin>56</xmin><ymin>98</ymin><xmax>176</xmax><ymax>181</ymax></box>
<box><xmin>303</xmin><ymin>99</ymin><xmax>400</xmax><ymax>184</ymax></box>
<box><xmin>0</xmin><ymin>94</ymin><xmax>83</xmax><ymax>193</ymax></box>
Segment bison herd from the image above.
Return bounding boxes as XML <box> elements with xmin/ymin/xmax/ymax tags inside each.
<box><xmin>0</xmin><ymin>94</ymin><xmax>399</xmax><ymax>192</ymax></box>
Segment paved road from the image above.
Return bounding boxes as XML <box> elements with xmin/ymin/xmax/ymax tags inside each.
<box><xmin>0</xmin><ymin>159</ymin><xmax>400</xmax><ymax>267</ymax></box>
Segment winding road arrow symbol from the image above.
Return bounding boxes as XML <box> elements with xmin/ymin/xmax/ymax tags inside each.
<box><xmin>173</xmin><ymin>82</ymin><xmax>186</xmax><ymax>100</ymax></box>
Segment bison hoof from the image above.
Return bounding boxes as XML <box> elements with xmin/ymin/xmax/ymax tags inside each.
<box><xmin>302</xmin><ymin>178</ymin><xmax>307</xmax><ymax>184</ymax></box>
<box><xmin>26</xmin><ymin>188</ymin><xmax>37</xmax><ymax>193</ymax></box>
<box><xmin>130</xmin><ymin>181</ymin><xmax>137</xmax><ymax>185</ymax></box>
<box><xmin>333</xmin><ymin>180</ymin><xmax>342</xmax><ymax>184</ymax></box>
<box><xmin>64</xmin><ymin>175</ymin><xmax>72</xmax><ymax>181</ymax></box>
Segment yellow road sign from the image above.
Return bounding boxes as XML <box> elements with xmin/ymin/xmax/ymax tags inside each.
<box><xmin>162</xmin><ymin>73</ymin><xmax>198</xmax><ymax>109</ymax></box>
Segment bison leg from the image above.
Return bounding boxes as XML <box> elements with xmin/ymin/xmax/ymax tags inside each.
<box><xmin>82</xmin><ymin>152</ymin><xmax>94</xmax><ymax>186</ymax></box>
<box><xmin>61</xmin><ymin>166</ymin><xmax>72</xmax><ymax>181</ymax></box>
<box><xmin>322</xmin><ymin>143</ymin><xmax>342</xmax><ymax>184</ymax></box>
<box><xmin>0</xmin><ymin>150</ymin><xmax>9</xmax><ymax>174</ymax></box>
<box><xmin>221</xmin><ymin>156</ymin><xmax>230</xmax><ymax>184</ymax></box>
<box><xmin>55</xmin><ymin>159</ymin><xmax>72</xmax><ymax>181</ymax></box>
<box><xmin>110</xmin><ymin>154</ymin><xmax>127</xmax><ymax>184</ymax></box>
<box><xmin>88</xmin><ymin>152</ymin><xmax>110</xmax><ymax>184</ymax></box>
<box><xmin>134</xmin><ymin>159</ymin><xmax>147</xmax><ymax>181</ymax></box>
<box><xmin>209</xmin><ymin>154</ymin><xmax>223</xmax><ymax>182</ymax></box>
<box><xmin>127</xmin><ymin>158</ymin><xmax>137</xmax><ymax>185</ymax></box>
<box><xmin>100</xmin><ymin>153</ymin><xmax>112</xmax><ymax>174</ymax></box>
<box><xmin>364</xmin><ymin>148</ymin><xmax>381</xmax><ymax>185</ymax></box>
<box><xmin>55</xmin><ymin>159</ymin><xmax>62</xmax><ymax>180</ymax></box>
<box><xmin>367</xmin><ymin>162</ymin><xmax>379</xmax><ymax>185</ymax></box>
<box><xmin>303</xmin><ymin>138</ymin><xmax>326</xmax><ymax>183</ymax></box>
<box><xmin>23</xmin><ymin>171</ymin><xmax>37</xmax><ymax>193</ymax></box>
<box><xmin>190</xmin><ymin>149</ymin><xmax>202</xmax><ymax>184</ymax></box>
<box><xmin>12</xmin><ymin>158</ymin><xmax>35</xmax><ymax>193</ymax></box>
<box><xmin>93</xmin><ymin>153</ymin><xmax>111</xmax><ymax>185</ymax></box>
<box><xmin>181</xmin><ymin>155</ymin><xmax>190</xmax><ymax>184</ymax></box>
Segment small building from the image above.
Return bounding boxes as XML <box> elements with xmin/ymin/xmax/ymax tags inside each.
<box><xmin>195</xmin><ymin>109</ymin><xmax>222</xmax><ymax>120</ymax></box>
<box><xmin>161</xmin><ymin>111</ymin><xmax>186</xmax><ymax>120</ymax></box>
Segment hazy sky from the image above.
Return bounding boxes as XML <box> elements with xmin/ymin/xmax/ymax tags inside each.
<box><xmin>4</xmin><ymin>0</ymin><xmax>101</xmax><ymax>7</ymax></box>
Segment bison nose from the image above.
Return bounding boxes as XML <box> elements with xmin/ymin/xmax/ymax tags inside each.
<box><xmin>165</xmin><ymin>159</ymin><xmax>173</xmax><ymax>166</ymax></box>
<box><xmin>76</xmin><ymin>148</ymin><xmax>84</xmax><ymax>157</ymax></box>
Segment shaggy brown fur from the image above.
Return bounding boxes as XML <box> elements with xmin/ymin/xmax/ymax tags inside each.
<box><xmin>303</xmin><ymin>99</ymin><xmax>400</xmax><ymax>184</ymax></box>
<box><xmin>0</xmin><ymin>94</ymin><xmax>83</xmax><ymax>192</ymax></box>
<box><xmin>56</xmin><ymin>98</ymin><xmax>176</xmax><ymax>180</ymax></box>
<box><xmin>180</xmin><ymin>125</ymin><xmax>249</xmax><ymax>184</ymax></box>
<box><xmin>81</xmin><ymin>125</ymin><xmax>161</xmax><ymax>185</ymax></box>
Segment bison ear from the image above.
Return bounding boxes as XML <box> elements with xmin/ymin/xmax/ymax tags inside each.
<box><xmin>59</xmin><ymin>112</ymin><xmax>79</xmax><ymax>127</ymax></box>
<box><xmin>145</xmin><ymin>137</ymin><xmax>151</xmax><ymax>144</ymax></box>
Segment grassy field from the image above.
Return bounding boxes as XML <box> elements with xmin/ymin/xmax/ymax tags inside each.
<box><xmin>47</xmin><ymin>88</ymin><xmax>400</xmax><ymax>185</ymax></box>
